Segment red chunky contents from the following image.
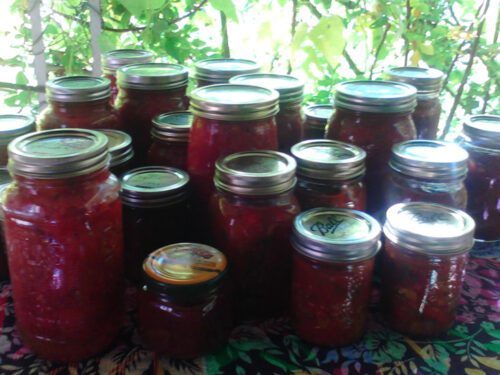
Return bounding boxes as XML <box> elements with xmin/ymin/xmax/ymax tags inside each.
<box><xmin>148</xmin><ymin>140</ymin><xmax>188</xmax><ymax>169</ymax></box>
<box><xmin>276</xmin><ymin>107</ymin><xmax>303</xmax><ymax>153</ymax></box>
<box><xmin>413</xmin><ymin>97</ymin><xmax>441</xmax><ymax>140</ymax></box>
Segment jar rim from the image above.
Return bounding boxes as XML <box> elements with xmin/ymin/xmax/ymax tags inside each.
<box><xmin>384</xmin><ymin>67</ymin><xmax>444</xmax><ymax>94</ymax></box>
<box><xmin>117</xmin><ymin>63</ymin><xmax>189</xmax><ymax>90</ymax></box>
<box><xmin>304</xmin><ymin>104</ymin><xmax>334</xmax><ymax>122</ymax></box>
<box><xmin>194</xmin><ymin>58</ymin><xmax>260</xmax><ymax>82</ymax></box>
<box><xmin>99</xmin><ymin>129</ymin><xmax>134</xmax><ymax>168</ymax></box>
<box><xmin>462</xmin><ymin>114</ymin><xmax>500</xmax><ymax>149</ymax></box>
<box><xmin>151</xmin><ymin>111</ymin><xmax>192</xmax><ymax>142</ymax></box>
<box><xmin>0</xmin><ymin>114</ymin><xmax>36</xmax><ymax>142</ymax></box>
<box><xmin>230</xmin><ymin>73</ymin><xmax>304</xmax><ymax>104</ymax></box>
<box><xmin>102</xmin><ymin>49</ymin><xmax>154</xmax><ymax>72</ymax></box>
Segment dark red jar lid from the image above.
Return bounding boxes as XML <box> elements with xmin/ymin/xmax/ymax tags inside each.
<box><xmin>46</xmin><ymin>76</ymin><xmax>111</xmax><ymax>102</ymax></box>
<box><xmin>462</xmin><ymin>114</ymin><xmax>500</xmax><ymax>150</ymax></box>
<box><xmin>385</xmin><ymin>67</ymin><xmax>444</xmax><ymax>97</ymax></box>
<box><xmin>102</xmin><ymin>49</ymin><xmax>154</xmax><ymax>72</ymax></box>
<box><xmin>0</xmin><ymin>114</ymin><xmax>35</xmax><ymax>144</ymax></box>
<box><xmin>151</xmin><ymin>111</ymin><xmax>192</xmax><ymax>142</ymax></box>
<box><xmin>194</xmin><ymin>58</ymin><xmax>260</xmax><ymax>83</ymax></box>
<box><xmin>117</xmin><ymin>63</ymin><xmax>188</xmax><ymax>90</ymax></box>
<box><xmin>100</xmin><ymin>129</ymin><xmax>134</xmax><ymax>169</ymax></box>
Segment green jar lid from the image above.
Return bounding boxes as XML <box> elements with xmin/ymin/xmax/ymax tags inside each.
<box><xmin>102</xmin><ymin>49</ymin><xmax>154</xmax><ymax>72</ymax></box>
<box><xmin>194</xmin><ymin>58</ymin><xmax>260</xmax><ymax>83</ymax></box>
<box><xmin>46</xmin><ymin>76</ymin><xmax>111</xmax><ymax>102</ymax></box>
<box><xmin>117</xmin><ymin>63</ymin><xmax>188</xmax><ymax>90</ymax></box>
<box><xmin>0</xmin><ymin>114</ymin><xmax>36</xmax><ymax>144</ymax></box>
<box><xmin>385</xmin><ymin>67</ymin><xmax>444</xmax><ymax>97</ymax></box>
<box><xmin>152</xmin><ymin>111</ymin><xmax>192</xmax><ymax>142</ymax></box>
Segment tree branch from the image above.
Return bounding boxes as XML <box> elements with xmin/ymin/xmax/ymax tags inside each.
<box><xmin>404</xmin><ymin>0</ymin><xmax>411</xmax><ymax>65</ymax></box>
<box><xmin>288</xmin><ymin>0</ymin><xmax>299</xmax><ymax>74</ymax></box>
<box><xmin>369</xmin><ymin>24</ymin><xmax>390</xmax><ymax>79</ymax></box>
<box><xmin>220</xmin><ymin>12</ymin><xmax>230</xmax><ymax>58</ymax></box>
<box><xmin>169</xmin><ymin>0</ymin><xmax>208</xmax><ymax>25</ymax></box>
<box><xmin>0</xmin><ymin>82</ymin><xmax>45</xmax><ymax>93</ymax></box>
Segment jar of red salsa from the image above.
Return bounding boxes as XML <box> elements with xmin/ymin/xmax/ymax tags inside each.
<box><xmin>326</xmin><ymin>80</ymin><xmax>417</xmax><ymax>216</ymax></box>
<box><xmin>138</xmin><ymin>243</ymin><xmax>232</xmax><ymax>358</ymax></box>
<box><xmin>193</xmin><ymin>58</ymin><xmax>260</xmax><ymax>87</ymax></box>
<box><xmin>303</xmin><ymin>104</ymin><xmax>334</xmax><ymax>140</ymax></box>
<box><xmin>291</xmin><ymin>139</ymin><xmax>366</xmax><ymax>210</ymax></box>
<box><xmin>459</xmin><ymin>114</ymin><xmax>500</xmax><ymax>241</ymax></box>
<box><xmin>382</xmin><ymin>202</ymin><xmax>475</xmax><ymax>337</ymax></box>
<box><xmin>385</xmin><ymin>67</ymin><xmax>444</xmax><ymax>139</ymax></box>
<box><xmin>116</xmin><ymin>63</ymin><xmax>189</xmax><ymax>163</ymax></box>
<box><xmin>2</xmin><ymin>129</ymin><xmax>124</xmax><ymax>361</ymax></box>
<box><xmin>121</xmin><ymin>167</ymin><xmax>190</xmax><ymax>283</ymax></box>
<box><xmin>0</xmin><ymin>114</ymin><xmax>35</xmax><ymax>166</ymax></box>
<box><xmin>147</xmin><ymin>111</ymin><xmax>192</xmax><ymax>169</ymax></box>
<box><xmin>0</xmin><ymin>169</ymin><xmax>12</xmax><ymax>280</ymax></box>
<box><xmin>38</xmin><ymin>76</ymin><xmax>122</xmax><ymax>132</ymax></box>
<box><xmin>385</xmin><ymin>140</ymin><xmax>468</xmax><ymax>210</ymax></box>
<box><xmin>101</xmin><ymin>129</ymin><xmax>135</xmax><ymax>177</ymax></box>
<box><xmin>230</xmin><ymin>73</ymin><xmax>304</xmax><ymax>153</ymax></box>
<box><xmin>210</xmin><ymin>151</ymin><xmax>300</xmax><ymax>319</ymax></box>
<box><xmin>291</xmin><ymin>208</ymin><xmax>381</xmax><ymax>346</ymax></box>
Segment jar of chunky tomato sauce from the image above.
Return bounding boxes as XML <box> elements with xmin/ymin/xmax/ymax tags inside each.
<box><xmin>303</xmin><ymin>104</ymin><xmax>334</xmax><ymax>140</ymax></box>
<box><xmin>148</xmin><ymin>111</ymin><xmax>192</xmax><ymax>169</ymax></box>
<box><xmin>116</xmin><ymin>63</ymin><xmax>189</xmax><ymax>163</ymax></box>
<box><xmin>2</xmin><ymin>129</ymin><xmax>124</xmax><ymax>362</ymax></box>
<box><xmin>326</xmin><ymin>81</ymin><xmax>417</xmax><ymax>216</ymax></box>
<box><xmin>0</xmin><ymin>169</ymin><xmax>12</xmax><ymax>280</ymax></box>
<box><xmin>382</xmin><ymin>202</ymin><xmax>475</xmax><ymax>337</ymax></box>
<box><xmin>193</xmin><ymin>58</ymin><xmax>260</xmax><ymax>87</ymax></box>
<box><xmin>121</xmin><ymin>167</ymin><xmax>190</xmax><ymax>283</ymax></box>
<box><xmin>0</xmin><ymin>114</ymin><xmax>35</xmax><ymax>166</ymax></box>
<box><xmin>458</xmin><ymin>114</ymin><xmax>500</xmax><ymax>241</ymax></box>
<box><xmin>210</xmin><ymin>151</ymin><xmax>300</xmax><ymax>319</ymax></box>
<box><xmin>385</xmin><ymin>140</ymin><xmax>468</xmax><ymax>210</ymax></box>
<box><xmin>38</xmin><ymin>76</ymin><xmax>122</xmax><ymax>132</ymax></box>
<box><xmin>385</xmin><ymin>67</ymin><xmax>444</xmax><ymax>139</ymax></box>
<box><xmin>291</xmin><ymin>208</ymin><xmax>381</xmax><ymax>346</ymax></box>
<box><xmin>138</xmin><ymin>243</ymin><xmax>232</xmax><ymax>358</ymax></box>
<box><xmin>230</xmin><ymin>73</ymin><xmax>304</xmax><ymax>153</ymax></box>
<box><xmin>101</xmin><ymin>129</ymin><xmax>135</xmax><ymax>177</ymax></box>
<box><xmin>291</xmin><ymin>140</ymin><xmax>367</xmax><ymax>210</ymax></box>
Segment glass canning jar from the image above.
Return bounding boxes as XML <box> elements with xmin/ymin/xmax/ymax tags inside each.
<box><xmin>121</xmin><ymin>167</ymin><xmax>190</xmax><ymax>283</ymax></box>
<box><xmin>210</xmin><ymin>151</ymin><xmax>300</xmax><ymax>320</ymax></box>
<box><xmin>193</xmin><ymin>58</ymin><xmax>260</xmax><ymax>87</ymax></box>
<box><xmin>0</xmin><ymin>114</ymin><xmax>36</xmax><ymax>166</ymax></box>
<box><xmin>100</xmin><ymin>129</ymin><xmax>135</xmax><ymax>177</ymax></box>
<box><xmin>303</xmin><ymin>104</ymin><xmax>334</xmax><ymax>140</ymax></box>
<box><xmin>2</xmin><ymin>129</ymin><xmax>124</xmax><ymax>362</ymax></box>
<box><xmin>0</xmin><ymin>169</ymin><xmax>12</xmax><ymax>280</ymax></box>
<box><xmin>291</xmin><ymin>208</ymin><xmax>381</xmax><ymax>346</ymax></box>
<box><xmin>138</xmin><ymin>243</ymin><xmax>232</xmax><ymax>358</ymax></box>
<box><xmin>291</xmin><ymin>139</ymin><xmax>366</xmax><ymax>210</ymax></box>
<box><xmin>382</xmin><ymin>202</ymin><xmax>475</xmax><ymax>337</ymax></box>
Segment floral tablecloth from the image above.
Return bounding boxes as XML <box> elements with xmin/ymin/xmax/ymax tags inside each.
<box><xmin>0</xmin><ymin>242</ymin><xmax>499</xmax><ymax>375</ymax></box>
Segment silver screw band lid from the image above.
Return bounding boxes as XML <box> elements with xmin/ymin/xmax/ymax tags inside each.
<box><xmin>117</xmin><ymin>63</ymin><xmax>188</xmax><ymax>90</ymax></box>
<box><xmin>151</xmin><ymin>111</ymin><xmax>192</xmax><ymax>142</ymax></box>
<box><xmin>46</xmin><ymin>76</ymin><xmax>111</xmax><ymax>102</ymax></box>
<box><xmin>385</xmin><ymin>67</ymin><xmax>444</xmax><ymax>98</ymax></box>
<box><xmin>194</xmin><ymin>58</ymin><xmax>260</xmax><ymax>83</ymax></box>
<box><xmin>462</xmin><ymin>114</ymin><xmax>500</xmax><ymax>150</ymax></box>
<box><xmin>102</xmin><ymin>49</ymin><xmax>154</xmax><ymax>73</ymax></box>
<box><xmin>100</xmin><ymin>129</ymin><xmax>134</xmax><ymax>168</ymax></box>
<box><xmin>0</xmin><ymin>114</ymin><xmax>36</xmax><ymax>144</ymax></box>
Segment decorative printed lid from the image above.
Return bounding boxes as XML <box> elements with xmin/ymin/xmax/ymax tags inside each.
<box><xmin>462</xmin><ymin>114</ymin><xmax>500</xmax><ymax>150</ymax></box>
<box><xmin>100</xmin><ymin>129</ymin><xmax>134</xmax><ymax>168</ymax></box>
<box><xmin>102</xmin><ymin>49</ymin><xmax>154</xmax><ymax>72</ymax></box>
<box><xmin>0</xmin><ymin>114</ymin><xmax>36</xmax><ymax>144</ymax></box>
<box><xmin>46</xmin><ymin>76</ymin><xmax>111</xmax><ymax>102</ymax></box>
<box><xmin>117</xmin><ymin>63</ymin><xmax>188</xmax><ymax>90</ymax></box>
<box><xmin>151</xmin><ymin>111</ymin><xmax>192</xmax><ymax>142</ymax></box>
<box><xmin>194</xmin><ymin>58</ymin><xmax>260</xmax><ymax>83</ymax></box>
<box><xmin>385</xmin><ymin>67</ymin><xmax>444</xmax><ymax>97</ymax></box>
<box><xmin>304</xmin><ymin>104</ymin><xmax>334</xmax><ymax>127</ymax></box>
<box><xmin>292</xmin><ymin>208</ymin><xmax>381</xmax><ymax>262</ymax></box>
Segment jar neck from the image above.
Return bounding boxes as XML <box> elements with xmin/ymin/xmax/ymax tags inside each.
<box><xmin>335</xmin><ymin>106</ymin><xmax>413</xmax><ymax>117</ymax></box>
<box><xmin>117</xmin><ymin>86</ymin><xmax>187</xmax><ymax>99</ymax></box>
<box><xmin>143</xmin><ymin>280</ymin><xmax>222</xmax><ymax>305</ymax></box>
<box><xmin>298</xmin><ymin>174</ymin><xmax>364</xmax><ymax>186</ymax></box>
<box><xmin>49</xmin><ymin>98</ymin><xmax>112</xmax><ymax>115</ymax></box>
<box><xmin>391</xmin><ymin>169</ymin><xmax>465</xmax><ymax>184</ymax></box>
<box><xmin>13</xmin><ymin>167</ymin><xmax>112</xmax><ymax>189</ymax></box>
<box><xmin>216</xmin><ymin>188</ymin><xmax>296</xmax><ymax>206</ymax></box>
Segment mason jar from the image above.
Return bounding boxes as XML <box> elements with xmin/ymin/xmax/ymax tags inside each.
<box><xmin>0</xmin><ymin>169</ymin><xmax>12</xmax><ymax>280</ymax></box>
<box><xmin>193</xmin><ymin>58</ymin><xmax>260</xmax><ymax>87</ymax></box>
<box><xmin>0</xmin><ymin>114</ymin><xmax>36</xmax><ymax>166</ymax></box>
<box><xmin>303</xmin><ymin>104</ymin><xmax>334</xmax><ymax>140</ymax></box>
<box><xmin>100</xmin><ymin>129</ymin><xmax>135</xmax><ymax>177</ymax></box>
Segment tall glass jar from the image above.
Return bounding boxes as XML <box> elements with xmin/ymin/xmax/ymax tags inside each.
<box><xmin>121</xmin><ymin>167</ymin><xmax>190</xmax><ymax>283</ymax></box>
<box><xmin>0</xmin><ymin>169</ymin><xmax>12</xmax><ymax>280</ymax></box>
<box><xmin>101</xmin><ymin>129</ymin><xmax>135</xmax><ymax>177</ymax></box>
<box><xmin>385</xmin><ymin>67</ymin><xmax>444</xmax><ymax>139</ymax></box>
<box><xmin>291</xmin><ymin>140</ymin><xmax>366</xmax><ymax>210</ymax></box>
<box><xmin>382</xmin><ymin>202</ymin><xmax>475</xmax><ymax>337</ymax></box>
<box><xmin>2</xmin><ymin>129</ymin><xmax>124</xmax><ymax>362</ymax></box>
<box><xmin>291</xmin><ymin>208</ymin><xmax>381</xmax><ymax>346</ymax></box>
<box><xmin>38</xmin><ymin>76</ymin><xmax>122</xmax><ymax>132</ymax></box>
<box><xmin>193</xmin><ymin>58</ymin><xmax>260</xmax><ymax>87</ymax></box>
<box><xmin>210</xmin><ymin>151</ymin><xmax>300</xmax><ymax>320</ymax></box>
<box><xmin>116</xmin><ymin>63</ymin><xmax>189</xmax><ymax>163</ymax></box>
<box><xmin>148</xmin><ymin>111</ymin><xmax>192</xmax><ymax>169</ymax></box>
<box><xmin>0</xmin><ymin>114</ymin><xmax>35</xmax><ymax>166</ymax></box>
<box><xmin>303</xmin><ymin>104</ymin><xmax>334</xmax><ymax>140</ymax></box>
<box><xmin>326</xmin><ymin>80</ymin><xmax>417</xmax><ymax>216</ymax></box>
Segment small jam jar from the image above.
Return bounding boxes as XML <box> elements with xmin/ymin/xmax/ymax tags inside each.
<box><xmin>291</xmin><ymin>208</ymin><xmax>381</xmax><ymax>346</ymax></box>
<box><xmin>326</xmin><ymin>81</ymin><xmax>417</xmax><ymax>215</ymax></box>
<box><xmin>116</xmin><ymin>63</ymin><xmax>189</xmax><ymax>163</ymax></box>
<box><xmin>210</xmin><ymin>151</ymin><xmax>300</xmax><ymax>320</ymax></box>
<box><xmin>147</xmin><ymin>111</ymin><xmax>192</xmax><ymax>169</ymax></box>
<box><xmin>0</xmin><ymin>114</ymin><xmax>36</xmax><ymax>166</ymax></box>
<box><xmin>101</xmin><ymin>129</ymin><xmax>135</xmax><ymax>177</ymax></box>
<box><xmin>138</xmin><ymin>243</ymin><xmax>232</xmax><ymax>358</ymax></box>
<box><xmin>0</xmin><ymin>169</ymin><xmax>12</xmax><ymax>280</ymax></box>
<box><xmin>230</xmin><ymin>73</ymin><xmax>304</xmax><ymax>153</ymax></box>
<box><xmin>121</xmin><ymin>167</ymin><xmax>190</xmax><ymax>283</ymax></box>
<box><xmin>385</xmin><ymin>140</ymin><xmax>468</xmax><ymax>210</ymax></box>
<box><xmin>291</xmin><ymin>140</ymin><xmax>367</xmax><ymax>210</ymax></box>
<box><xmin>382</xmin><ymin>202</ymin><xmax>475</xmax><ymax>337</ymax></box>
<box><xmin>459</xmin><ymin>114</ymin><xmax>500</xmax><ymax>241</ymax></box>
<box><xmin>3</xmin><ymin>129</ymin><xmax>124</xmax><ymax>362</ymax></box>
<box><xmin>303</xmin><ymin>104</ymin><xmax>334</xmax><ymax>140</ymax></box>
<box><xmin>385</xmin><ymin>67</ymin><xmax>444</xmax><ymax>139</ymax></box>
<box><xmin>193</xmin><ymin>58</ymin><xmax>260</xmax><ymax>87</ymax></box>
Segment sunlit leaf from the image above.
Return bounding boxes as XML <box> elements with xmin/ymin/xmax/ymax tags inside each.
<box><xmin>309</xmin><ymin>15</ymin><xmax>345</xmax><ymax>69</ymax></box>
<box><xmin>209</xmin><ymin>0</ymin><xmax>238</xmax><ymax>22</ymax></box>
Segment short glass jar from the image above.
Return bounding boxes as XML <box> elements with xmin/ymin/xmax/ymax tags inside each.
<box><xmin>210</xmin><ymin>151</ymin><xmax>300</xmax><ymax>320</ymax></box>
<box><xmin>291</xmin><ymin>140</ymin><xmax>367</xmax><ymax>210</ymax></box>
<box><xmin>0</xmin><ymin>169</ymin><xmax>12</xmax><ymax>280</ymax></box>
<box><xmin>101</xmin><ymin>129</ymin><xmax>135</xmax><ymax>177</ymax></box>
<box><xmin>291</xmin><ymin>208</ymin><xmax>381</xmax><ymax>346</ymax></box>
<box><xmin>382</xmin><ymin>202</ymin><xmax>475</xmax><ymax>337</ymax></box>
<box><xmin>2</xmin><ymin>129</ymin><xmax>124</xmax><ymax>362</ymax></box>
<box><xmin>303</xmin><ymin>104</ymin><xmax>334</xmax><ymax>140</ymax></box>
<box><xmin>385</xmin><ymin>140</ymin><xmax>468</xmax><ymax>210</ymax></box>
<box><xmin>147</xmin><ymin>111</ymin><xmax>192</xmax><ymax>169</ymax></box>
<box><xmin>326</xmin><ymin>80</ymin><xmax>417</xmax><ymax>215</ymax></box>
<box><xmin>121</xmin><ymin>167</ymin><xmax>190</xmax><ymax>283</ymax></box>
<box><xmin>385</xmin><ymin>67</ymin><xmax>444</xmax><ymax>139</ymax></box>
<box><xmin>193</xmin><ymin>58</ymin><xmax>260</xmax><ymax>87</ymax></box>
<box><xmin>116</xmin><ymin>63</ymin><xmax>189</xmax><ymax>163</ymax></box>
<box><xmin>0</xmin><ymin>114</ymin><xmax>36</xmax><ymax>166</ymax></box>
<box><xmin>138</xmin><ymin>243</ymin><xmax>232</xmax><ymax>358</ymax></box>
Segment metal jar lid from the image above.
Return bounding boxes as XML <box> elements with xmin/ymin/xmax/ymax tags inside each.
<box><xmin>120</xmin><ymin>166</ymin><xmax>189</xmax><ymax>208</ymax></box>
<box><xmin>230</xmin><ymin>73</ymin><xmax>304</xmax><ymax>105</ymax></box>
<box><xmin>304</xmin><ymin>104</ymin><xmax>334</xmax><ymax>127</ymax></box>
<box><xmin>46</xmin><ymin>76</ymin><xmax>111</xmax><ymax>102</ymax></box>
<box><xmin>384</xmin><ymin>202</ymin><xmax>475</xmax><ymax>255</ymax></box>
<box><xmin>390</xmin><ymin>140</ymin><xmax>468</xmax><ymax>179</ymax></box>
<box><xmin>117</xmin><ymin>63</ymin><xmax>188</xmax><ymax>90</ymax></box>
<box><xmin>292</xmin><ymin>208</ymin><xmax>381</xmax><ymax>262</ymax></box>
<box><xmin>334</xmin><ymin>80</ymin><xmax>417</xmax><ymax>113</ymax></box>
<box><xmin>151</xmin><ymin>111</ymin><xmax>192</xmax><ymax>142</ymax></box>
<box><xmin>190</xmin><ymin>84</ymin><xmax>279</xmax><ymax>121</ymax></box>
<box><xmin>0</xmin><ymin>114</ymin><xmax>36</xmax><ymax>144</ymax></box>
<box><xmin>385</xmin><ymin>67</ymin><xmax>444</xmax><ymax>98</ymax></box>
<box><xmin>100</xmin><ymin>129</ymin><xmax>134</xmax><ymax>168</ymax></box>
<box><xmin>291</xmin><ymin>140</ymin><xmax>366</xmax><ymax>181</ymax></box>
<box><xmin>194</xmin><ymin>58</ymin><xmax>260</xmax><ymax>83</ymax></box>
<box><xmin>8</xmin><ymin>129</ymin><xmax>109</xmax><ymax>178</ymax></box>
<box><xmin>462</xmin><ymin>114</ymin><xmax>500</xmax><ymax>150</ymax></box>
<box><xmin>214</xmin><ymin>151</ymin><xmax>296</xmax><ymax>196</ymax></box>
<box><xmin>102</xmin><ymin>49</ymin><xmax>154</xmax><ymax>73</ymax></box>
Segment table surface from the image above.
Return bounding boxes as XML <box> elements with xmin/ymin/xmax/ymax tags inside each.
<box><xmin>0</xmin><ymin>242</ymin><xmax>498</xmax><ymax>375</ymax></box>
